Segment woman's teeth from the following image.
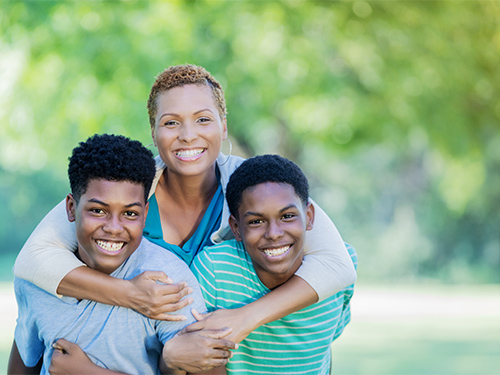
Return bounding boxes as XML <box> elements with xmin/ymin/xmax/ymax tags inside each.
<box><xmin>263</xmin><ymin>245</ymin><xmax>291</xmax><ymax>257</ymax></box>
<box><xmin>96</xmin><ymin>240</ymin><xmax>125</xmax><ymax>253</ymax></box>
<box><xmin>175</xmin><ymin>148</ymin><xmax>204</xmax><ymax>158</ymax></box>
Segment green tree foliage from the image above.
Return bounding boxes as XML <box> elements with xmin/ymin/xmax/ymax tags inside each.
<box><xmin>1</xmin><ymin>1</ymin><xmax>499</xmax><ymax>282</ymax></box>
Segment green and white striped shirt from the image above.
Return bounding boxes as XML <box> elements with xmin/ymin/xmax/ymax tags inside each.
<box><xmin>191</xmin><ymin>239</ymin><xmax>357</xmax><ymax>374</ymax></box>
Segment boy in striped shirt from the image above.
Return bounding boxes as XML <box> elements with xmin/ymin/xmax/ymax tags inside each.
<box><xmin>191</xmin><ymin>154</ymin><xmax>357</xmax><ymax>374</ymax></box>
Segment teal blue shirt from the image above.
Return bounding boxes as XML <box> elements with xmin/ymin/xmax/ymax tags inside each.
<box><xmin>143</xmin><ymin>179</ymin><xmax>224</xmax><ymax>266</ymax></box>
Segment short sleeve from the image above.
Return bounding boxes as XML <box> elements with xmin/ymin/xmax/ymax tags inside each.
<box><xmin>190</xmin><ymin>249</ymin><xmax>218</xmax><ymax>312</ymax></box>
<box><xmin>13</xmin><ymin>279</ymin><xmax>45</xmax><ymax>367</ymax></box>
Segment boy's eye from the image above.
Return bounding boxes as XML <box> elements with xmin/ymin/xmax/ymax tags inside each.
<box><xmin>248</xmin><ymin>219</ymin><xmax>264</xmax><ymax>225</ymax></box>
<box><xmin>90</xmin><ymin>208</ymin><xmax>105</xmax><ymax>215</ymax></box>
<box><xmin>282</xmin><ymin>213</ymin><xmax>297</xmax><ymax>220</ymax></box>
<box><xmin>124</xmin><ymin>211</ymin><xmax>138</xmax><ymax>218</ymax></box>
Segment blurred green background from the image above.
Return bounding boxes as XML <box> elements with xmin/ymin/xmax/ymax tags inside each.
<box><xmin>1</xmin><ymin>1</ymin><xmax>499</xmax><ymax>374</ymax></box>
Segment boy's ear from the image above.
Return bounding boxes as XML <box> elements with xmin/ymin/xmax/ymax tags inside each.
<box><xmin>143</xmin><ymin>202</ymin><xmax>150</xmax><ymax>227</ymax></box>
<box><xmin>66</xmin><ymin>194</ymin><xmax>76</xmax><ymax>222</ymax></box>
<box><xmin>305</xmin><ymin>202</ymin><xmax>315</xmax><ymax>231</ymax></box>
<box><xmin>228</xmin><ymin>214</ymin><xmax>243</xmax><ymax>241</ymax></box>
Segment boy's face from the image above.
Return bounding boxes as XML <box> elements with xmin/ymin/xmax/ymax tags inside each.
<box><xmin>66</xmin><ymin>179</ymin><xmax>148</xmax><ymax>275</ymax></box>
<box><xmin>229</xmin><ymin>182</ymin><xmax>314</xmax><ymax>289</ymax></box>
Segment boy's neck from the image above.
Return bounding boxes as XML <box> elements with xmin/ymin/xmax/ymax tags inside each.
<box><xmin>252</xmin><ymin>252</ymin><xmax>304</xmax><ymax>290</ymax></box>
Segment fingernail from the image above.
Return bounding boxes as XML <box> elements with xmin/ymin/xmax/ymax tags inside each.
<box><xmin>188</xmin><ymin>287</ymin><xmax>193</xmax><ymax>294</ymax></box>
<box><xmin>235</xmin><ymin>344</ymin><xmax>239</xmax><ymax>349</ymax></box>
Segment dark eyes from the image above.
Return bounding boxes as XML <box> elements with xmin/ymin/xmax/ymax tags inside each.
<box><xmin>90</xmin><ymin>208</ymin><xmax>105</xmax><ymax>215</ymax></box>
<box><xmin>124</xmin><ymin>211</ymin><xmax>138</xmax><ymax>217</ymax></box>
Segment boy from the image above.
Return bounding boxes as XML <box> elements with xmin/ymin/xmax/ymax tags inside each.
<box><xmin>191</xmin><ymin>154</ymin><xmax>357</xmax><ymax>374</ymax></box>
<box><xmin>8</xmin><ymin>134</ymin><xmax>208</xmax><ymax>375</ymax></box>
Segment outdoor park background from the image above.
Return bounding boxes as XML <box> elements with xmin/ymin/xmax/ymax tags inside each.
<box><xmin>1</xmin><ymin>1</ymin><xmax>499</xmax><ymax>374</ymax></box>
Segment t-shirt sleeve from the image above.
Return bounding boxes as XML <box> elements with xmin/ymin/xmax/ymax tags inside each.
<box><xmin>13</xmin><ymin>279</ymin><xmax>45</xmax><ymax>367</ymax></box>
<box><xmin>295</xmin><ymin>198</ymin><xmax>357</xmax><ymax>301</ymax></box>
<box><xmin>190</xmin><ymin>248</ymin><xmax>218</xmax><ymax>312</ymax></box>
<box><xmin>13</xmin><ymin>200</ymin><xmax>83</xmax><ymax>296</ymax></box>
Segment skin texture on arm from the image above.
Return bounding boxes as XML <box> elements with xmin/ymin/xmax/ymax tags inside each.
<box><xmin>58</xmin><ymin>267</ymin><xmax>194</xmax><ymax>320</ymax></box>
<box><xmin>161</xmin><ymin>329</ymin><xmax>236</xmax><ymax>373</ymax></box>
<box><xmin>8</xmin><ymin>341</ymin><xmax>42</xmax><ymax>375</ymax></box>
<box><xmin>49</xmin><ymin>339</ymin><xmax>128</xmax><ymax>375</ymax></box>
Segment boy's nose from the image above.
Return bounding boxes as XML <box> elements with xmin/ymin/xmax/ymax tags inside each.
<box><xmin>103</xmin><ymin>217</ymin><xmax>123</xmax><ymax>234</ymax></box>
<box><xmin>265</xmin><ymin>221</ymin><xmax>284</xmax><ymax>240</ymax></box>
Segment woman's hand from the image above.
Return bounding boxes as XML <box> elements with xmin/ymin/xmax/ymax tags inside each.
<box><xmin>49</xmin><ymin>339</ymin><xmax>124</xmax><ymax>375</ymax></box>
<box><xmin>125</xmin><ymin>271</ymin><xmax>194</xmax><ymax>321</ymax></box>
<box><xmin>180</xmin><ymin>308</ymin><xmax>257</xmax><ymax>344</ymax></box>
<box><xmin>161</xmin><ymin>329</ymin><xmax>237</xmax><ymax>373</ymax></box>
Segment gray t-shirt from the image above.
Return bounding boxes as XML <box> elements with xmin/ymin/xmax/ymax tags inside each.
<box><xmin>14</xmin><ymin>238</ymin><xmax>206</xmax><ymax>375</ymax></box>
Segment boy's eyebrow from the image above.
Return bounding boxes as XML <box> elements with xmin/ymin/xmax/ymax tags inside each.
<box><xmin>243</xmin><ymin>204</ymin><xmax>299</xmax><ymax>217</ymax></box>
<box><xmin>87</xmin><ymin>198</ymin><xmax>143</xmax><ymax>208</ymax></box>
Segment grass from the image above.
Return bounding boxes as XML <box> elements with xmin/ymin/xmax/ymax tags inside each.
<box><xmin>1</xmin><ymin>282</ymin><xmax>499</xmax><ymax>374</ymax></box>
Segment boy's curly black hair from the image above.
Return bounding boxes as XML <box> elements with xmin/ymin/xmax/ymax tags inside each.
<box><xmin>226</xmin><ymin>154</ymin><xmax>309</xmax><ymax>218</ymax></box>
<box><xmin>68</xmin><ymin>134</ymin><xmax>156</xmax><ymax>202</ymax></box>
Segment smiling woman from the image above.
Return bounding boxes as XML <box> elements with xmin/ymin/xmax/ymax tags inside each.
<box><xmin>12</xmin><ymin>64</ymin><xmax>356</xmax><ymax>373</ymax></box>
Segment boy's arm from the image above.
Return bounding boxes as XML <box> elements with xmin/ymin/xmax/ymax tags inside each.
<box><xmin>49</xmin><ymin>339</ymin><xmax>127</xmax><ymax>375</ymax></box>
<box><xmin>8</xmin><ymin>341</ymin><xmax>42</xmax><ymax>375</ymax></box>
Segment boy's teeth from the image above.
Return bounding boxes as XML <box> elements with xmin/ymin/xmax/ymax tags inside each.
<box><xmin>175</xmin><ymin>149</ymin><xmax>204</xmax><ymax>158</ymax></box>
<box><xmin>96</xmin><ymin>240</ymin><xmax>125</xmax><ymax>252</ymax></box>
<box><xmin>263</xmin><ymin>245</ymin><xmax>290</xmax><ymax>257</ymax></box>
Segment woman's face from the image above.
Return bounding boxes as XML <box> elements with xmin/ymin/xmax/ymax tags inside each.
<box><xmin>151</xmin><ymin>84</ymin><xmax>227</xmax><ymax>178</ymax></box>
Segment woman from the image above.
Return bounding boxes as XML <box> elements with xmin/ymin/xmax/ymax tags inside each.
<box><xmin>14</xmin><ymin>64</ymin><xmax>356</xmax><ymax>372</ymax></box>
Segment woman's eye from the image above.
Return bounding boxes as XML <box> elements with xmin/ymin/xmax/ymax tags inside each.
<box><xmin>164</xmin><ymin>120</ymin><xmax>179</xmax><ymax>127</ymax></box>
<box><xmin>197</xmin><ymin>117</ymin><xmax>211</xmax><ymax>124</ymax></box>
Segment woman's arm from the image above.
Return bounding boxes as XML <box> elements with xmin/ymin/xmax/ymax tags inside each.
<box><xmin>13</xmin><ymin>200</ymin><xmax>82</xmax><ymax>295</ymax></box>
<box><xmin>14</xmin><ymin>200</ymin><xmax>192</xmax><ymax>320</ymax></box>
<box><xmin>296</xmin><ymin>198</ymin><xmax>357</xmax><ymax>300</ymax></box>
<box><xmin>186</xmin><ymin>199</ymin><xmax>356</xmax><ymax>343</ymax></box>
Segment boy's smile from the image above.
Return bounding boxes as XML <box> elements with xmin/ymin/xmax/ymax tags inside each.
<box><xmin>229</xmin><ymin>182</ymin><xmax>314</xmax><ymax>290</ymax></box>
<box><xmin>66</xmin><ymin>179</ymin><xmax>148</xmax><ymax>275</ymax></box>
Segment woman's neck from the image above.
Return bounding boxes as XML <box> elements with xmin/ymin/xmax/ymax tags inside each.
<box><xmin>157</xmin><ymin>164</ymin><xmax>218</xmax><ymax>208</ymax></box>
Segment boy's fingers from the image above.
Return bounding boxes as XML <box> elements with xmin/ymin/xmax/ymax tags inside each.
<box><xmin>147</xmin><ymin>271</ymin><xmax>174</xmax><ymax>284</ymax></box>
<box><xmin>52</xmin><ymin>338</ymin><xmax>71</xmax><ymax>353</ymax></box>
<box><xmin>191</xmin><ymin>308</ymin><xmax>206</xmax><ymax>321</ymax></box>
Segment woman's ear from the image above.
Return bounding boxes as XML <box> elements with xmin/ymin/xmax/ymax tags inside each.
<box><xmin>66</xmin><ymin>194</ymin><xmax>77</xmax><ymax>222</ymax></box>
<box><xmin>221</xmin><ymin>117</ymin><xmax>228</xmax><ymax>140</ymax></box>
<box><xmin>305</xmin><ymin>202</ymin><xmax>315</xmax><ymax>231</ymax></box>
<box><xmin>228</xmin><ymin>214</ymin><xmax>243</xmax><ymax>241</ymax></box>
<box><xmin>151</xmin><ymin>128</ymin><xmax>157</xmax><ymax>147</ymax></box>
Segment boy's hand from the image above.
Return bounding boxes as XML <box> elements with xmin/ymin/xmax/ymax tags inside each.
<box><xmin>126</xmin><ymin>271</ymin><xmax>194</xmax><ymax>321</ymax></box>
<box><xmin>161</xmin><ymin>329</ymin><xmax>237</xmax><ymax>373</ymax></box>
<box><xmin>179</xmin><ymin>308</ymin><xmax>255</xmax><ymax>343</ymax></box>
<box><xmin>49</xmin><ymin>339</ymin><xmax>93</xmax><ymax>375</ymax></box>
